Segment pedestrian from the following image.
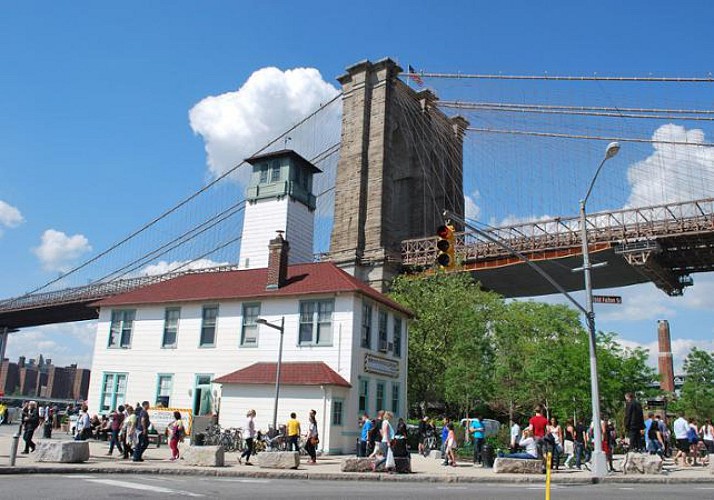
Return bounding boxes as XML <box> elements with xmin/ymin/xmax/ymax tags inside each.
<box><xmin>644</xmin><ymin>412</ymin><xmax>655</xmax><ymax>454</ymax></box>
<box><xmin>445</xmin><ymin>422</ymin><xmax>457</xmax><ymax>467</ymax></box>
<box><xmin>673</xmin><ymin>411</ymin><xmax>690</xmax><ymax>466</ymax></box>
<box><xmin>21</xmin><ymin>401</ymin><xmax>40</xmax><ymax>454</ymax></box>
<box><xmin>624</xmin><ymin>392</ymin><xmax>645</xmax><ymax>452</ymax></box>
<box><xmin>132</xmin><ymin>401</ymin><xmax>151</xmax><ymax>462</ymax></box>
<box><xmin>469</xmin><ymin>413</ymin><xmax>485</xmax><ymax>466</ymax></box>
<box><xmin>396</xmin><ymin>417</ymin><xmax>408</xmax><ymax>438</ymax></box>
<box><xmin>305</xmin><ymin>409</ymin><xmax>319</xmax><ymax>464</ymax></box>
<box><xmin>687</xmin><ymin>418</ymin><xmax>700</xmax><ymax>466</ymax></box>
<box><xmin>43</xmin><ymin>406</ymin><xmax>53</xmax><ymax>439</ymax></box>
<box><xmin>239</xmin><ymin>409</ymin><xmax>256</xmax><ymax>465</ymax></box>
<box><xmin>700</xmin><ymin>418</ymin><xmax>714</xmax><ymax>454</ymax></box>
<box><xmin>167</xmin><ymin>411</ymin><xmax>184</xmax><ymax>461</ymax></box>
<box><xmin>358</xmin><ymin>413</ymin><xmax>372</xmax><ymax>457</ymax></box>
<box><xmin>122</xmin><ymin>405</ymin><xmax>136</xmax><ymax>459</ymax></box>
<box><xmin>74</xmin><ymin>405</ymin><xmax>91</xmax><ymax>441</ymax></box>
<box><xmin>528</xmin><ymin>405</ymin><xmax>549</xmax><ymax>460</ymax></box>
<box><xmin>440</xmin><ymin>416</ymin><xmax>451</xmax><ymax>465</ymax></box>
<box><xmin>573</xmin><ymin>419</ymin><xmax>587</xmax><ymax>469</ymax></box>
<box><xmin>563</xmin><ymin>419</ymin><xmax>575</xmax><ymax>468</ymax></box>
<box><xmin>499</xmin><ymin>429</ymin><xmax>538</xmax><ymax>459</ymax></box>
<box><xmin>368</xmin><ymin>411</ymin><xmax>384</xmax><ymax>458</ymax></box>
<box><xmin>509</xmin><ymin>419</ymin><xmax>521</xmax><ymax>453</ymax></box>
<box><xmin>372</xmin><ymin>411</ymin><xmax>395</xmax><ymax>472</ymax></box>
<box><xmin>286</xmin><ymin>412</ymin><xmax>301</xmax><ymax>452</ymax></box>
<box><xmin>647</xmin><ymin>415</ymin><xmax>664</xmax><ymax>457</ymax></box>
<box><xmin>108</xmin><ymin>405</ymin><xmax>125</xmax><ymax>456</ymax></box>
<box><xmin>418</xmin><ymin>416</ymin><xmax>428</xmax><ymax>456</ymax></box>
<box><xmin>547</xmin><ymin>416</ymin><xmax>564</xmax><ymax>469</ymax></box>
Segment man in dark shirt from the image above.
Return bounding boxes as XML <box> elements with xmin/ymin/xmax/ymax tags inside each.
<box><xmin>132</xmin><ymin>401</ymin><xmax>151</xmax><ymax>462</ymax></box>
<box><xmin>624</xmin><ymin>392</ymin><xmax>645</xmax><ymax>452</ymax></box>
<box><xmin>573</xmin><ymin>420</ymin><xmax>588</xmax><ymax>469</ymax></box>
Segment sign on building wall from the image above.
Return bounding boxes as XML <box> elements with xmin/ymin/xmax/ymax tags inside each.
<box><xmin>364</xmin><ymin>354</ymin><xmax>399</xmax><ymax>378</ymax></box>
<box><xmin>148</xmin><ymin>407</ymin><xmax>193</xmax><ymax>435</ymax></box>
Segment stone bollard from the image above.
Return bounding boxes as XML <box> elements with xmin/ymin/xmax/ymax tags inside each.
<box><xmin>9</xmin><ymin>431</ymin><xmax>21</xmax><ymax>466</ymax></box>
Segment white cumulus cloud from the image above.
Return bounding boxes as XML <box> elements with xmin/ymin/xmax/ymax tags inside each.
<box><xmin>140</xmin><ymin>258</ymin><xmax>229</xmax><ymax>276</ymax></box>
<box><xmin>189</xmin><ymin>67</ymin><xmax>340</xmax><ymax>183</ymax></box>
<box><xmin>5</xmin><ymin>321</ymin><xmax>96</xmax><ymax>369</ymax></box>
<box><xmin>0</xmin><ymin>200</ymin><xmax>24</xmax><ymax>236</ymax></box>
<box><xmin>33</xmin><ymin>229</ymin><xmax>92</xmax><ymax>272</ymax></box>
<box><xmin>616</xmin><ymin>337</ymin><xmax>714</xmax><ymax>372</ymax></box>
<box><xmin>464</xmin><ymin>190</ymin><xmax>481</xmax><ymax>220</ymax></box>
<box><xmin>627</xmin><ymin>124</ymin><xmax>714</xmax><ymax>207</ymax></box>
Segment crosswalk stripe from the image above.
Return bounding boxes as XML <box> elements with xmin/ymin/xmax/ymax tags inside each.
<box><xmin>84</xmin><ymin>478</ymin><xmax>204</xmax><ymax>497</ymax></box>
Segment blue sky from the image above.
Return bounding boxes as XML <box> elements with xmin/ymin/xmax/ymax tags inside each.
<box><xmin>1</xmin><ymin>1</ymin><xmax>713</xmax><ymax>369</ymax></box>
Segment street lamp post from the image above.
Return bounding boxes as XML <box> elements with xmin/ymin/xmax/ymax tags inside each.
<box><xmin>256</xmin><ymin>317</ymin><xmax>285</xmax><ymax>431</ymax></box>
<box><xmin>579</xmin><ymin>141</ymin><xmax>620</xmax><ymax>478</ymax></box>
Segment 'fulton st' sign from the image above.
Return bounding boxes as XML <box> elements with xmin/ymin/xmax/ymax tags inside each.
<box><xmin>364</xmin><ymin>354</ymin><xmax>399</xmax><ymax>378</ymax></box>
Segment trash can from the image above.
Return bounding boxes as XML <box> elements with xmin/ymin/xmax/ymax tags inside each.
<box><xmin>481</xmin><ymin>443</ymin><xmax>495</xmax><ymax>468</ymax></box>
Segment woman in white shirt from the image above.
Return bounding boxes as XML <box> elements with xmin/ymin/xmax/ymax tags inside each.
<box><xmin>239</xmin><ymin>409</ymin><xmax>257</xmax><ymax>465</ymax></box>
<box><xmin>501</xmin><ymin>429</ymin><xmax>538</xmax><ymax>459</ymax></box>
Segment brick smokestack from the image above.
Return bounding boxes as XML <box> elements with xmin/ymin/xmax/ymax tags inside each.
<box><xmin>266</xmin><ymin>231</ymin><xmax>290</xmax><ymax>290</ymax></box>
<box><xmin>658</xmin><ymin>320</ymin><xmax>675</xmax><ymax>392</ymax></box>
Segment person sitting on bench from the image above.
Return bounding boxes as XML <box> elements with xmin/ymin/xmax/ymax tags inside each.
<box><xmin>499</xmin><ymin>429</ymin><xmax>538</xmax><ymax>460</ymax></box>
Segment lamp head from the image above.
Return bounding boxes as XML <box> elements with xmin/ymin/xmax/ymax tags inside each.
<box><xmin>256</xmin><ymin>318</ymin><xmax>268</xmax><ymax>325</ymax></box>
<box><xmin>605</xmin><ymin>141</ymin><xmax>620</xmax><ymax>160</ymax></box>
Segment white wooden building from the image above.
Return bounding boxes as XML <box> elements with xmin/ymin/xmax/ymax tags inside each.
<box><xmin>86</xmin><ymin>150</ymin><xmax>411</xmax><ymax>454</ymax></box>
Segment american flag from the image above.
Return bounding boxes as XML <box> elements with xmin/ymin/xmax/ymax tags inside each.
<box><xmin>407</xmin><ymin>65</ymin><xmax>424</xmax><ymax>87</ymax></box>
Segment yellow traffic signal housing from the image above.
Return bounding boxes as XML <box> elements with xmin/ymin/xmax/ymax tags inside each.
<box><xmin>436</xmin><ymin>224</ymin><xmax>456</xmax><ymax>270</ymax></box>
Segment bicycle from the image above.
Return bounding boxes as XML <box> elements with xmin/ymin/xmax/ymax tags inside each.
<box><xmin>421</xmin><ymin>434</ymin><xmax>437</xmax><ymax>457</ymax></box>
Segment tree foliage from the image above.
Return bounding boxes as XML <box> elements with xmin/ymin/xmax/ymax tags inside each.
<box><xmin>389</xmin><ymin>272</ymin><xmax>656</xmax><ymax>423</ymax></box>
<box><xmin>679</xmin><ymin>347</ymin><xmax>714</xmax><ymax>419</ymax></box>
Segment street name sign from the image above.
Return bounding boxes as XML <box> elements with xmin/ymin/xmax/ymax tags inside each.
<box><xmin>593</xmin><ymin>295</ymin><xmax>622</xmax><ymax>304</ymax></box>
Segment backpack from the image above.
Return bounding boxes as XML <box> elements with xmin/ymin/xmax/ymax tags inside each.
<box><xmin>687</xmin><ymin>426</ymin><xmax>699</xmax><ymax>444</ymax></box>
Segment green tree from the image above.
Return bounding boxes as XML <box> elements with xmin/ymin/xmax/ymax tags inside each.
<box><xmin>680</xmin><ymin>347</ymin><xmax>714</xmax><ymax>419</ymax></box>
<box><xmin>389</xmin><ymin>272</ymin><xmax>502</xmax><ymax>416</ymax></box>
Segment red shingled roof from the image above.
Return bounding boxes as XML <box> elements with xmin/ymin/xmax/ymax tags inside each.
<box><xmin>214</xmin><ymin>362</ymin><xmax>351</xmax><ymax>387</ymax></box>
<box><xmin>95</xmin><ymin>262</ymin><xmax>412</xmax><ymax>316</ymax></box>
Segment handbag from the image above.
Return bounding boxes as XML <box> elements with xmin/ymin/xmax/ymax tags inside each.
<box><xmin>310</xmin><ymin>436</ymin><xmax>319</xmax><ymax>445</ymax></box>
<box><xmin>385</xmin><ymin>446</ymin><xmax>396</xmax><ymax>469</ymax></box>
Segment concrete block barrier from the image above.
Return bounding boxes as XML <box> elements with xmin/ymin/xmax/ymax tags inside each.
<box><xmin>182</xmin><ymin>445</ymin><xmax>225</xmax><ymax>467</ymax></box>
<box><xmin>255</xmin><ymin>451</ymin><xmax>300</xmax><ymax>469</ymax></box>
<box><xmin>493</xmin><ymin>457</ymin><xmax>542</xmax><ymax>474</ymax></box>
<box><xmin>33</xmin><ymin>441</ymin><xmax>90</xmax><ymax>463</ymax></box>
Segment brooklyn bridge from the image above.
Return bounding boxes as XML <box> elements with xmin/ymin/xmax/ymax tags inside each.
<box><xmin>2</xmin><ymin>58</ymin><xmax>714</xmax><ymax>331</ymax></box>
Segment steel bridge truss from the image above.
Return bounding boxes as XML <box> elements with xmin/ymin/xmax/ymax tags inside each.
<box><xmin>401</xmin><ymin>197</ymin><xmax>714</xmax><ymax>296</ymax></box>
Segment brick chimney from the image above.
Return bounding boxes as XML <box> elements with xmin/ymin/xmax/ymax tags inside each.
<box><xmin>266</xmin><ymin>231</ymin><xmax>290</xmax><ymax>290</ymax></box>
<box><xmin>658</xmin><ymin>320</ymin><xmax>675</xmax><ymax>392</ymax></box>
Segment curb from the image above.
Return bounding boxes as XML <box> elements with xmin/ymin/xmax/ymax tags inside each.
<box><xmin>1</xmin><ymin>465</ymin><xmax>713</xmax><ymax>484</ymax></box>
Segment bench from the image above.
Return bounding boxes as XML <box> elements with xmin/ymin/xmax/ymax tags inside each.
<box><xmin>493</xmin><ymin>457</ymin><xmax>543</xmax><ymax>474</ymax></box>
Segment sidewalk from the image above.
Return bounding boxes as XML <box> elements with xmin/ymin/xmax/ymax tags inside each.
<box><xmin>1</xmin><ymin>426</ymin><xmax>712</xmax><ymax>484</ymax></box>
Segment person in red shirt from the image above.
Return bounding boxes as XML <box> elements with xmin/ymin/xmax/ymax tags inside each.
<box><xmin>528</xmin><ymin>405</ymin><xmax>549</xmax><ymax>462</ymax></box>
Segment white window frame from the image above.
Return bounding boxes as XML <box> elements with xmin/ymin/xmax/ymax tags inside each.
<box><xmin>241</xmin><ymin>303</ymin><xmax>261</xmax><ymax>347</ymax></box>
<box><xmin>298</xmin><ymin>299</ymin><xmax>334</xmax><ymax>346</ymax></box>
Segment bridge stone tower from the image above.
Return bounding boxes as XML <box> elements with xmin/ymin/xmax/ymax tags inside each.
<box><xmin>328</xmin><ymin>58</ymin><xmax>468</xmax><ymax>291</ymax></box>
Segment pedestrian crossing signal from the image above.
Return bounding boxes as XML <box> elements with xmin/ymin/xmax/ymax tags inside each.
<box><xmin>436</xmin><ymin>224</ymin><xmax>456</xmax><ymax>270</ymax></box>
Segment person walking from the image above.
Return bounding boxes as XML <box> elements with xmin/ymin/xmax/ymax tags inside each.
<box><xmin>440</xmin><ymin>417</ymin><xmax>451</xmax><ymax>465</ymax></box>
<box><xmin>305</xmin><ymin>409</ymin><xmax>319</xmax><ymax>464</ymax></box>
<box><xmin>372</xmin><ymin>411</ymin><xmax>395</xmax><ymax>472</ymax></box>
<box><xmin>132</xmin><ymin>401</ymin><xmax>151</xmax><ymax>462</ymax></box>
<box><xmin>445</xmin><ymin>423</ymin><xmax>457</xmax><ymax>467</ymax></box>
<box><xmin>563</xmin><ymin>419</ymin><xmax>576</xmax><ymax>468</ymax></box>
<box><xmin>647</xmin><ymin>415</ymin><xmax>665</xmax><ymax>458</ymax></box>
<box><xmin>167</xmin><ymin>411</ymin><xmax>184</xmax><ymax>461</ymax></box>
<box><xmin>108</xmin><ymin>405</ymin><xmax>125</xmax><ymax>456</ymax></box>
<box><xmin>368</xmin><ymin>411</ymin><xmax>384</xmax><ymax>458</ymax></box>
<box><xmin>240</xmin><ymin>409</ymin><xmax>257</xmax><ymax>465</ymax></box>
<box><xmin>358</xmin><ymin>413</ymin><xmax>372</xmax><ymax>457</ymax></box>
<box><xmin>21</xmin><ymin>401</ymin><xmax>39</xmax><ymax>454</ymax></box>
<box><xmin>547</xmin><ymin>416</ymin><xmax>564</xmax><ymax>469</ymax></box>
<box><xmin>470</xmin><ymin>414</ymin><xmax>486</xmax><ymax>466</ymax></box>
<box><xmin>624</xmin><ymin>392</ymin><xmax>645</xmax><ymax>452</ymax></box>
<box><xmin>673</xmin><ymin>411</ymin><xmax>690</xmax><ymax>466</ymax></box>
<box><xmin>74</xmin><ymin>405</ymin><xmax>91</xmax><ymax>441</ymax></box>
<box><xmin>700</xmin><ymin>419</ymin><xmax>714</xmax><ymax>454</ymax></box>
<box><xmin>573</xmin><ymin>419</ymin><xmax>587</xmax><ymax>470</ymax></box>
<box><xmin>122</xmin><ymin>405</ymin><xmax>135</xmax><ymax>459</ymax></box>
<box><xmin>286</xmin><ymin>412</ymin><xmax>301</xmax><ymax>452</ymax></box>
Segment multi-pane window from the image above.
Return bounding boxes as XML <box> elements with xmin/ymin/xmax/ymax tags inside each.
<box><xmin>358</xmin><ymin>378</ymin><xmax>369</xmax><ymax>414</ymax></box>
<box><xmin>108</xmin><ymin>310</ymin><xmax>136</xmax><ymax>348</ymax></box>
<box><xmin>332</xmin><ymin>400</ymin><xmax>344</xmax><ymax>426</ymax></box>
<box><xmin>378</xmin><ymin>310</ymin><xmax>388</xmax><ymax>352</ymax></box>
<box><xmin>392</xmin><ymin>383</ymin><xmax>400</xmax><ymax>415</ymax></box>
<box><xmin>361</xmin><ymin>303</ymin><xmax>372</xmax><ymax>349</ymax></box>
<box><xmin>393</xmin><ymin>317</ymin><xmax>402</xmax><ymax>357</ymax></box>
<box><xmin>376</xmin><ymin>381</ymin><xmax>385</xmax><ymax>412</ymax></box>
<box><xmin>156</xmin><ymin>375</ymin><xmax>173</xmax><ymax>407</ymax></box>
<box><xmin>162</xmin><ymin>308</ymin><xmax>180</xmax><ymax>348</ymax></box>
<box><xmin>241</xmin><ymin>303</ymin><xmax>260</xmax><ymax>346</ymax></box>
<box><xmin>100</xmin><ymin>373</ymin><xmax>127</xmax><ymax>412</ymax></box>
<box><xmin>200</xmin><ymin>305</ymin><xmax>218</xmax><ymax>347</ymax></box>
<box><xmin>259</xmin><ymin>165</ymin><xmax>268</xmax><ymax>183</ymax></box>
<box><xmin>298</xmin><ymin>299</ymin><xmax>334</xmax><ymax>345</ymax></box>
<box><xmin>270</xmin><ymin>160</ymin><xmax>281</xmax><ymax>182</ymax></box>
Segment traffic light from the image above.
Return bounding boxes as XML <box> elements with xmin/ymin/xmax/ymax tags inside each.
<box><xmin>436</xmin><ymin>224</ymin><xmax>456</xmax><ymax>270</ymax></box>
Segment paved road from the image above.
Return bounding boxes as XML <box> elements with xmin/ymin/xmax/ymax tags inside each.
<box><xmin>3</xmin><ymin>474</ymin><xmax>714</xmax><ymax>499</ymax></box>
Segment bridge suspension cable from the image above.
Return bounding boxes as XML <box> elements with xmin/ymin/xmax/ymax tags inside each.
<box><xmin>466</xmin><ymin>127</ymin><xmax>714</xmax><ymax>147</ymax></box>
<box><xmin>405</xmin><ymin>71</ymin><xmax>714</xmax><ymax>83</ymax></box>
